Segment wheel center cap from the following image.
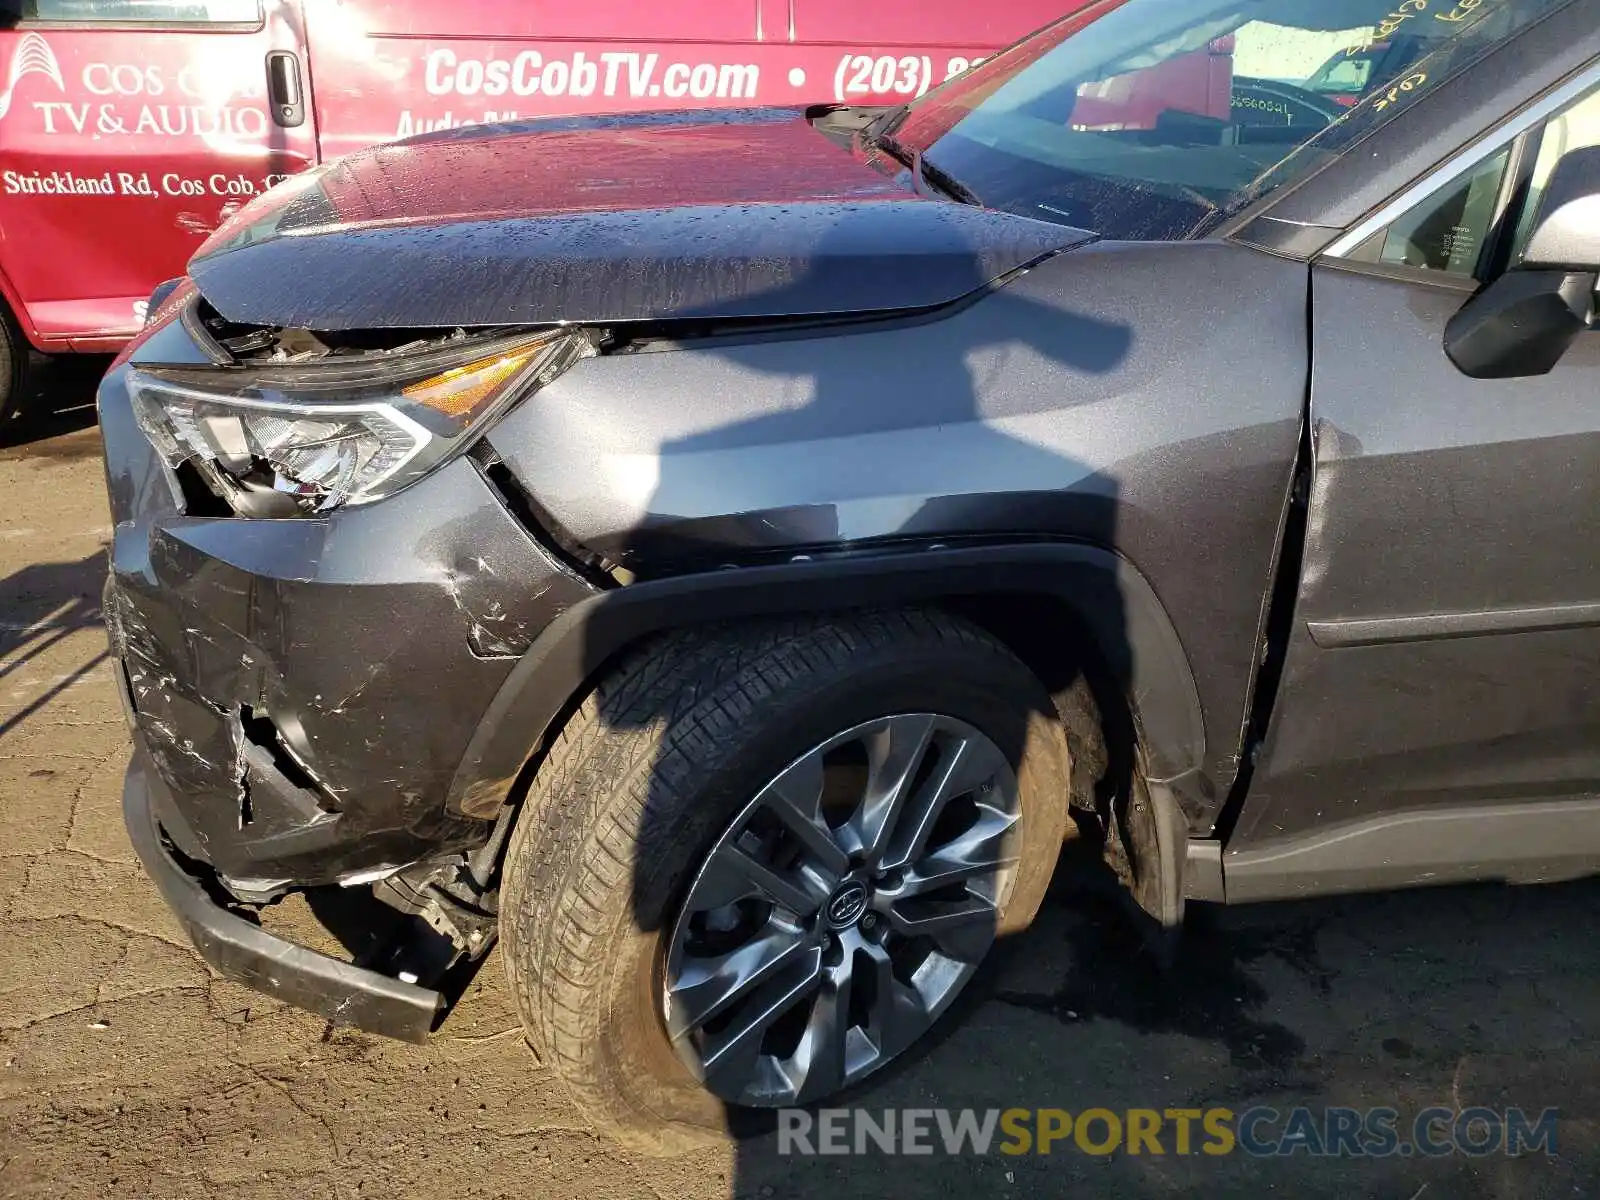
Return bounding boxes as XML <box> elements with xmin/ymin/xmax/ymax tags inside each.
<box><xmin>825</xmin><ymin>881</ymin><xmax>869</xmax><ymax>929</ymax></box>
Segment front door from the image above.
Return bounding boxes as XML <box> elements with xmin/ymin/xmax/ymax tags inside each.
<box><xmin>0</xmin><ymin>0</ymin><xmax>317</xmax><ymax>347</ymax></box>
<box><xmin>1238</xmin><ymin>72</ymin><xmax>1600</xmax><ymax>849</ymax></box>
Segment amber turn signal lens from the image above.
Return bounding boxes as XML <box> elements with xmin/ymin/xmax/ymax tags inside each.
<box><xmin>400</xmin><ymin>338</ymin><xmax>551</xmax><ymax>420</ymax></box>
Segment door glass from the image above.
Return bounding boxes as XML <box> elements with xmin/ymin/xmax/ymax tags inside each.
<box><xmin>1339</xmin><ymin>80</ymin><xmax>1600</xmax><ymax>279</ymax></box>
<box><xmin>1511</xmin><ymin>84</ymin><xmax>1600</xmax><ymax>263</ymax></box>
<box><xmin>18</xmin><ymin>0</ymin><xmax>260</xmax><ymax>19</ymax></box>
<box><xmin>1345</xmin><ymin>148</ymin><xmax>1512</xmax><ymax>276</ymax></box>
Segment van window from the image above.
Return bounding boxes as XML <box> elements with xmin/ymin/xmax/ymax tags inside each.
<box><xmin>13</xmin><ymin>0</ymin><xmax>259</xmax><ymax>21</ymax></box>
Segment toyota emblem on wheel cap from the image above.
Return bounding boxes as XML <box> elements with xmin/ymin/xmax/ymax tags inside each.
<box><xmin>825</xmin><ymin>882</ymin><xmax>869</xmax><ymax>929</ymax></box>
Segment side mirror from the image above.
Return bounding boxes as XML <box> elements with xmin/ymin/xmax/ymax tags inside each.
<box><xmin>1521</xmin><ymin>144</ymin><xmax>1600</xmax><ymax>270</ymax></box>
<box><xmin>1445</xmin><ymin>146</ymin><xmax>1600</xmax><ymax>379</ymax></box>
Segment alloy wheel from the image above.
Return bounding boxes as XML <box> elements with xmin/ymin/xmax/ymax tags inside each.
<box><xmin>662</xmin><ymin>713</ymin><xmax>1022</xmax><ymax>1107</ymax></box>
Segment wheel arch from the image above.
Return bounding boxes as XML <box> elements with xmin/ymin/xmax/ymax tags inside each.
<box><xmin>447</xmin><ymin>542</ymin><xmax>1208</xmax><ymax>829</ymax></box>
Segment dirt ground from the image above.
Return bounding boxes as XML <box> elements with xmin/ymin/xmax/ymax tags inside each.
<box><xmin>1</xmin><ymin>363</ymin><xmax>1597</xmax><ymax>1198</ymax></box>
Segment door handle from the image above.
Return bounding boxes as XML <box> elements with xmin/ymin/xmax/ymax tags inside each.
<box><xmin>266</xmin><ymin>50</ymin><xmax>305</xmax><ymax>128</ymax></box>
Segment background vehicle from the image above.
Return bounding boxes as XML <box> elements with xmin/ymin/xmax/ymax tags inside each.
<box><xmin>101</xmin><ymin>0</ymin><xmax>1600</xmax><ymax>1150</ymax></box>
<box><xmin>0</xmin><ymin>0</ymin><xmax>1074</xmax><ymax>424</ymax></box>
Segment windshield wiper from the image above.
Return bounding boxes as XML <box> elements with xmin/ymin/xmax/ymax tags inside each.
<box><xmin>866</xmin><ymin>132</ymin><xmax>982</xmax><ymax>208</ymax></box>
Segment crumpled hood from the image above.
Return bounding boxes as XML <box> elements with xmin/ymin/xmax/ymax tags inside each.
<box><xmin>188</xmin><ymin>109</ymin><xmax>1092</xmax><ymax>330</ymax></box>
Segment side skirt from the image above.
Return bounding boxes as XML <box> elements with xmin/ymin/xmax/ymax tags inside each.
<box><xmin>1186</xmin><ymin>797</ymin><xmax>1600</xmax><ymax>903</ymax></box>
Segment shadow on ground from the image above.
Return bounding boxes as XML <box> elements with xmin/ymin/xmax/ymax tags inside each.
<box><xmin>724</xmin><ymin>862</ymin><xmax>1600</xmax><ymax>1197</ymax></box>
<box><xmin>0</xmin><ymin>551</ymin><xmax>110</xmax><ymax>742</ymax></box>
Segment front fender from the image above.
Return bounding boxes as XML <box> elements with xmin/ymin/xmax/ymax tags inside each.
<box><xmin>485</xmin><ymin>240</ymin><xmax>1307</xmax><ymax>803</ymax></box>
<box><xmin>446</xmin><ymin>542</ymin><xmax>1207</xmax><ymax>827</ymax></box>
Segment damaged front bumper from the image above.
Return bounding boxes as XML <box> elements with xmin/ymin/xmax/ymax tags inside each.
<box><xmin>99</xmin><ymin>318</ymin><xmax>601</xmax><ymax>1033</ymax></box>
<box><xmin>101</xmin><ymin>352</ymin><xmax>596</xmax><ymax>889</ymax></box>
<box><xmin>122</xmin><ymin>747</ymin><xmax>445</xmax><ymax>1041</ymax></box>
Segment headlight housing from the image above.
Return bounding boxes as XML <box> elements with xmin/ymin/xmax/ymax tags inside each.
<box><xmin>129</xmin><ymin>328</ymin><xmax>592</xmax><ymax>517</ymax></box>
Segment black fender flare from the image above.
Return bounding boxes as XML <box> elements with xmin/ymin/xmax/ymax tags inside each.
<box><xmin>447</xmin><ymin>542</ymin><xmax>1207</xmax><ymax>832</ymax></box>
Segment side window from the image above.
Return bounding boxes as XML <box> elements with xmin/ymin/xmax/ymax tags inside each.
<box><xmin>1341</xmin><ymin>81</ymin><xmax>1600</xmax><ymax>281</ymax></box>
<box><xmin>1511</xmin><ymin>85</ymin><xmax>1600</xmax><ymax>263</ymax></box>
<box><xmin>1344</xmin><ymin>149</ymin><xmax>1513</xmax><ymax>277</ymax></box>
<box><xmin>13</xmin><ymin>0</ymin><xmax>258</xmax><ymax>21</ymax></box>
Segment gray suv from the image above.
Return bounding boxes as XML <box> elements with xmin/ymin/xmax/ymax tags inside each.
<box><xmin>100</xmin><ymin>0</ymin><xmax>1600</xmax><ymax>1144</ymax></box>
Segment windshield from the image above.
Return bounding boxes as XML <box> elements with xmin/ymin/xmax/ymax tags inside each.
<box><xmin>883</xmin><ymin>0</ymin><xmax>1575</xmax><ymax>240</ymax></box>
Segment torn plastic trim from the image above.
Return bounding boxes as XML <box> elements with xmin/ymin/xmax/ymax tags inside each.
<box><xmin>339</xmin><ymin>863</ymin><xmax>409</xmax><ymax>888</ymax></box>
<box><xmin>123</xmin><ymin>749</ymin><xmax>446</xmax><ymax>1042</ymax></box>
<box><xmin>217</xmin><ymin>874</ymin><xmax>293</xmax><ymax>904</ymax></box>
<box><xmin>229</xmin><ymin>705</ymin><xmax>250</xmax><ymax>828</ymax></box>
<box><xmin>238</xmin><ymin>704</ymin><xmax>340</xmax><ymax>811</ymax></box>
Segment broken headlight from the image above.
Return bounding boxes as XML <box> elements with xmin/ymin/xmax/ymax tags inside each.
<box><xmin>129</xmin><ymin>329</ymin><xmax>591</xmax><ymax>517</ymax></box>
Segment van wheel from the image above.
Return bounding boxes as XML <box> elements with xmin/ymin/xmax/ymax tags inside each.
<box><xmin>498</xmin><ymin>610</ymin><xmax>1071</xmax><ymax>1151</ymax></box>
<box><xmin>0</xmin><ymin>305</ymin><xmax>33</xmax><ymax>429</ymax></box>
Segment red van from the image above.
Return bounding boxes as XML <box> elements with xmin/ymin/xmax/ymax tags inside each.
<box><xmin>0</xmin><ymin>0</ymin><xmax>1083</xmax><ymax>420</ymax></box>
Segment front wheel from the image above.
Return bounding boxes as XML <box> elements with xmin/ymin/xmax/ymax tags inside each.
<box><xmin>498</xmin><ymin>610</ymin><xmax>1071</xmax><ymax>1149</ymax></box>
<box><xmin>0</xmin><ymin>304</ymin><xmax>33</xmax><ymax>429</ymax></box>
